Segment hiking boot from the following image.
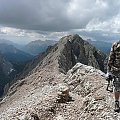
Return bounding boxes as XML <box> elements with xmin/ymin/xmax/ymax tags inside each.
<box><xmin>114</xmin><ymin>101</ymin><xmax>120</xmax><ymax>112</ymax></box>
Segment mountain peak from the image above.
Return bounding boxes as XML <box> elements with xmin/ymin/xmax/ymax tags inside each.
<box><xmin>16</xmin><ymin>34</ymin><xmax>106</xmax><ymax>82</ymax></box>
<box><xmin>58</xmin><ymin>34</ymin><xmax>106</xmax><ymax>73</ymax></box>
<box><xmin>60</xmin><ymin>34</ymin><xmax>83</xmax><ymax>43</ymax></box>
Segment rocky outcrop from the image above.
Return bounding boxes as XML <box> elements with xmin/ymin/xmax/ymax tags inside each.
<box><xmin>56</xmin><ymin>84</ymin><xmax>70</xmax><ymax>103</ymax></box>
<box><xmin>0</xmin><ymin>63</ymin><xmax>117</xmax><ymax>120</ymax></box>
<box><xmin>58</xmin><ymin>34</ymin><xmax>106</xmax><ymax>73</ymax></box>
<box><xmin>63</xmin><ymin>63</ymin><xmax>116</xmax><ymax>120</ymax></box>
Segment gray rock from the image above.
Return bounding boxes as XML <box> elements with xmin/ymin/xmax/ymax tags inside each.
<box><xmin>56</xmin><ymin>83</ymin><xmax>70</xmax><ymax>103</ymax></box>
<box><xmin>58</xmin><ymin>34</ymin><xmax>106</xmax><ymax>73</ymax></box>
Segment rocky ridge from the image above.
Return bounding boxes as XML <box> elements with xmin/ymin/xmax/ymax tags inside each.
<box><xmin>0</xmin><ymin>34</ymin><xmax>116</xmax><ymax>120</ymax></box>
<box><xmin>58</xmin><ymin>34</ymin><xmax>106</xmax><ymax>73</ymax></box>
<box><xmin>20</xmin><ymin>34</ymin><xmax>106</xmax><ymax>79</ymax></box>
<box><xmin>0</xmin><ymin>63</ymin><xmax>118</xmax><ymax>120</ymax></box>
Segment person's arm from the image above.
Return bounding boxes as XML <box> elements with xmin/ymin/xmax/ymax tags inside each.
<box><xmin>107</xmin><ymin>43</ymin><xmax>115</xmax><ymax>72</ymax></box>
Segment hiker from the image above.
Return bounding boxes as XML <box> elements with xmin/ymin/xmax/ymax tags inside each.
<box><xmin>106</xmin><ymin>40</ymin><xmax>120</xmax><ymax>112</ymax></box>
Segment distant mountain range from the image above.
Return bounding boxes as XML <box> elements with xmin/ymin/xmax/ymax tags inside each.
<box><xmin>0</xmin><ymin>43</ymin><xmax>33</xmax><ymax>63</ymax></box>
<box><xmin>0</xmin><ymin>39</ymin><xmax>21</xmax><ymax>48</ymax></box>
<box><xmin>0</xmin><ymin>39</ymin><xmax>58</xmax><ymax>55</ymax></box>
<box><xmin>0</xmin><ymin>40</ymin><xmax>33</xmax><ymax>97</ymax></box>
<box><xmin>24</xmin><ymin>40</ymin><xmax>57</xmax><ymax>55</ymax></box>
<box><xmin>0</xmin><ymin>39</ymin><xmax>15</xmax><ymax>45</ymax></box>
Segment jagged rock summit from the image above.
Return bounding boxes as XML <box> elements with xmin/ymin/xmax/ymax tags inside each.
<box><xmin>0</xmin><ymin>34</ymin><xmax>117</xmax><ymax>120</ymax></box>
<box><xmin>58</xmin><ymin>34</ymin><xmax>106</xmax><ymax>73</ymax></box>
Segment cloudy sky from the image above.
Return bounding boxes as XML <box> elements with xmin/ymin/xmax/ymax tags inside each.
<box><xmin>0</xmin><ymin>0</ymin><xmax>120</xmax><ymax>44</ymax></box>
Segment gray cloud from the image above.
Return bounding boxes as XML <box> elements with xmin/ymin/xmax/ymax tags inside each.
<box><xmin>0</xmin><ymin>0</ymin><xmax>120</xmax><ymax>32</ymax></box>
<box><xmin>0</xmin><ymin>0</ymin><xmax>70</xmax><ymax>31</ymax></box>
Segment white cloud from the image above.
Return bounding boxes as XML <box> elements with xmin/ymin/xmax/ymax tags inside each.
<box><xmin>86</xmin><ymin>14</ymin><xmax>120</xmax><ymax>33</ymax></box>
<box><xmin>0</xmin><ymin>27</ymin><xmax>43</xmax><ymax>38</ymax></box>
<box><xmin>0</xmin><ymin>27</ymin><xmax>69</xmax><ymax>43</ymax></box>
<box><xmin>0</xmin><ymin>27</ymin><xmax>25</xmax><ymax>37</ymax></box>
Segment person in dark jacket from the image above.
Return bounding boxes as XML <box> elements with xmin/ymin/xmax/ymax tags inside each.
<box><xmin>107</xmin><ymin>40</ymin><xmax>120</xmax><ymax>112</ymax></box>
